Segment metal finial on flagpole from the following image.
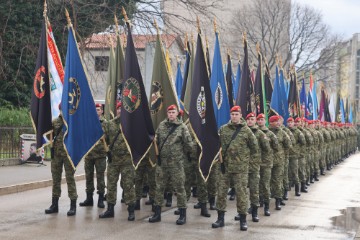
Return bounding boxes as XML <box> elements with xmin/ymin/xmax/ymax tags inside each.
<box><xmin>243</xmin><ymin>32</ymin><xmax>247</xmax><ymax>46</ymax></box>
<box><xmin>65</xmin><ymin>8</ymin><xmax>72</xmax><ymax>26</ymax></box>
<box><xmin>213</xmin><ymin>17</ymin><xmax>217</xmax><ymax>33</ymax></box>
<box><xmin>184</xmin><ymin>33</ymin><xmax>188</xmax><ymax>51</ymax></box>
<box><xmin>114</xmin><ymin>15</ymin><xmax>119</xmax><ymax>35</ymax></box>
<box><xmin>196</xmin><ymin>16</ymin><xmax>201</xmax><ymax>34</ymax></box>
<box><xmin>153</xmin><ymin>18</ymin><xmax>160</xmax><ymax>35</ymax></box>
<box><xmin>121</xmin><ymin>7</ymin><xmax>129</xmax><ymax>23</ymax></box>
<box><xmin>256</xmin><ymin>42</ymin><xmax>260</xmax><ymax>54</ymax></box>
<box><xmin>43</xmin><ymin>0</ymin><xmax>47</xmax><ymax>18</ymax></box>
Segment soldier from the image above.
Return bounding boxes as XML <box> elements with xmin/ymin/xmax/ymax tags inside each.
<box><xmin>280</xmin><ymin>116</ymin><xmax>293</xmax><ymax>203</ymax></box>
<box><xmin>257</xmin><ymin>113</ymin><xmax>278</xmax><ymax>216</ymax></box>
<box><xmin>45</xmin><ymin>110</ymin><xmax>78</xmax><ymax>216</ymax></box>
<box><xmin>149</xmin><ymin>105</ymin><xmax>193</xmax><ymax>225</ymax></box>
<box><xmin>99</xmin><ymin>102</ymin><xmax>136</xmax><ymax>221</ymax></box>
<box><xmin>212</xmin><ymin>106</ymin><xmax>259</xmax><ymax>231</ymax></box>
<box><xmin>79</xmin><ymin>103</ymin><xmax>107</xmax><ymax>208</ymax></box>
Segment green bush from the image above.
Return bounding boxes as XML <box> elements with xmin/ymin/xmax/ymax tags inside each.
<box><xmin>0</xmin><ymin>107</ymin><xmax>32</xmax><ymax>127</ymax></box>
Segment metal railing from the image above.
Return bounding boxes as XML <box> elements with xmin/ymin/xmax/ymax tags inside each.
<box><xmin>0</xmin><ymin>127</ymin><xmax>33</xmax><ymax>159</ymax></box>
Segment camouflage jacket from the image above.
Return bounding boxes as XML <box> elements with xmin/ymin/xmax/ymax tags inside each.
<box><xmin>249</xmin><ymin>125</ymin><xmax>270</xmax><ymax>171</ymax></box>
<box><xmin>308</xmin><ymin>128</ymin><xmax>319</xmax><ymax>152</ymax></box>
<box><xmin>259</xmin><ymin>125</ymin><xmax>279</xmax><ymax>167</ymax></box>
<box><xmin>86</xmin><ymin>116</ymin><xmax>107</xmax><ymax>160</ymax></box>
<box><xmin>219</xmin><ymin>119</ymin><xmax>259</xmax><ymax>174</ymax></box>
<box><xmin>269</xmin><ymin>126</ymin><xmax>291</xmax><ymax>165</ymax></box>
<box><xmin>288</xmin><ymin>126</ymin><xmax>306</xmax><ymax>157</ymax></box>
<box><xmin>156</xmin><ymin>118</ymin><xmax>193</xmax><ymax>168</ymax></box>
<box><xmin>282</xmin><ymin>126</ymin><xmax>294</xmax><ymax>155</ymax></box>
<box><xmin>52</xmin><ymin>116</ymin><xmax>66</xmax><ymax>159</ymax></box>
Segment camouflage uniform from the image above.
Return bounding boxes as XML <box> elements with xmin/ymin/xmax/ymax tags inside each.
<box><xmin>301</xmin><ymin>127</ymin><xmax>313</xmax><ymax>182</ymax></box>
<box><xmin>282</xmin><ymin>126</ymin><xmax>293</xmax><ymax>191</ymax></box>
<box><xmin>288</xmin><ymin>125</ymin><xmax>305</xmax><ymax>186</ymax></box>
<box><xmin>217</xmin><ymin>119</ymin><xmax>259</xmax><ymax>214</ymax></box>
<box><xmin>104</xmin><ymin>117</ymin><xmax>135</xmax><ymax>206</ymax></box>
<box><xmin>308</xmin><ymin>127</ymin><xmax>319</xmax><ymax>179</ymax></box>
<box><xmin>51</xmin><ymin>116</ymin><xmax>78</xmax><ymax>200</ymax></box>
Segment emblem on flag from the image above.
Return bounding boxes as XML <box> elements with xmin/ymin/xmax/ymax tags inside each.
<box><xmin>150</xmin><ymin>81</ymin><xmax>164</xmax><ymax>115</ymax></box>
<box><xmin>214</xmin><ymin>83</ymin><xmax>223</xmax><ymax>110</ymax></box>
<box><xmin>123</xmin><ymin>77</ymin><xmax>141</xmax><ymax>113</ymax></box>
<box><xmin>197</xmin><ymin>86</ymin><xmax>206</xmax><ymax>124</ymax></box>
<box><xmin>68</xmin><ymin>77</ymin><xmax>81</xmax><ymax>115</ymax></box>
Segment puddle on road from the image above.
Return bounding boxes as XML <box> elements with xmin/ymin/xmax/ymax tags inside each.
<box><xmin>331</xmin><ymin>207</ymin><xmax>360</xmax><ymax>239</ymax></box>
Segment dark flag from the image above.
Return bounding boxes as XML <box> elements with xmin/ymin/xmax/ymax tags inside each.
<box><xmin>30</xmin><ymin>19</ymin><xmax>52</xmax><ymax>150</ymax></box>
<box><xmin>335</xmin><ymin>93</ymin><xmax>341</xmax><ymax>122</ymax></box>
<box><xmin>226</xmin><ymin>53</ymin><xmax>234</xmax><ymax>108</ymax></box>
<box><xmin>288</xmin><ymin>71</ymin><xmax>300</xmax><ymax>118</ymax></box>
<box><xmin>236</xmin><ymin>36</ymin><xmax>253</xmax><ymax>115</ymax></box>
<box><xmin>307</xmin><ymin>91</ymin><xmax>313</xmax><ymax>120</ymax></box>
<box><xmin>254</xmin><ymin>51</ymin><xmax>264</xmax><ymax>115</ymax></box>
<box><xmin>189</xmin><ymin>32</ymin><xmax>220</xmax><ymax>181</ymax></box>
<box><xmin>121</xmin><ymin>18</ymin><xmax>155</xmax><ymax>168</ymax></box>
<box><xmin>180</xmin><ymin>40</ymin><xmax>191</xmax><ymax>110</ymax></box>
<box><xmin>264</xmin><ymin>62</ymin><xmax>274</xmax><ymax>119</ymax></box>
<box><xmin>325</xmin><ymin>93</ymin><xmax>331</xmax><ymax>122</ymax></box>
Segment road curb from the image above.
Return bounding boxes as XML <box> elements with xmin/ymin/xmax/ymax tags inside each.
<box><xmin>0</xmin><ymin>174</ymin><xmax>85</xmax><ymax>196</ymax></box>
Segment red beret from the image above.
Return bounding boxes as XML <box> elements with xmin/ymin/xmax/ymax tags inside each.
<box><xmin>257</xmin><ymin>113</ymin><xmax>265</xmax><ymax>120</ymax></box>
<box><xmin>178</xmin><ymin>109</ymin><xmax>184</xmax><ymax>117</ymax></box>
<box><xmin>302</xmin><ymin>117</ymin><xmax>308</xmax><ymax>123</ymax></box>
<box><xmin>269</xmin><ymin>115</ymin><xmax>280</xmax><ymax>123</ymax></box>
<box><xmin>308</xmin><ymin>120</ymin><xmax>315</xmax><ymax>125</ymax></box>
<box><xmin>116</xmin><ymin>102</ymin><xmax>122</xmax><ymax>109</ymax></box>
<box><xmin>95</xmin><ymin>103</ymin><xmax>102</xmax><ymax>108</ymax></box>
<box><xmin>230</xmin><ymin>106</ymin><xmax>241</xmax><ymax>113</ymax></box>
<box><xmin>167</xmin><ymin>104</ymin><xmax>178</xmax><ymax>111</ymax></box>
<box><xmin>295</xmin><ymin>117</ymin><xmax>302</xmax><ymax>122</ymax></box>
<box><xmin>287</xmin><ymin>117</ymin><xmax>294</xmax><ymax>122</ymax></box>
<box><xmin>246</xmin><ymin>112</ymin><xmax>256</xmax><ymax>120</ymax></box>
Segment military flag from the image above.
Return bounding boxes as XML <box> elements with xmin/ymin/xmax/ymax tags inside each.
<box><xmin>270</xmin><ymin>65</ymin><xmax>288</xmax><ymax>121</ymax></box>
<box><xmin>210</xmin><ymin>30</ymin><xmax>230</xmax><ymax>129</ymax></box>
<box><xmin>205</xmin><ymin>36</ymin><xmax>212</xmax><ymax>78</ymax></box>
<box><xmin>234</xmin><ymin>60</ymin><xmax>241</xmax><ymax>102</ymax></box>
<box><xmin>349</xmin><ymin>104</ymin><xmax>353</xmax><ymax>123</ymax></box>
<box><xmin>189</xmin><ymin>29</ymin><xmax>220</xmax><ymax>181</ymax></box>
<box><xmin>319</xmin><ymin>89</ymin><xmax>326</xmax><ymax>121</ymax></box>
<box><xmin>180</xmin><ymin>37</ymin><xmax>191</xmax><ymax>111</ymax></box>
<box><xmin>175</xmin><ymin>61</ymin><xmax>183</xmax><ymax>107</ymax></box>
<box><xmin>226</xmin><ymin>53</ymin><xmax>235</xmax><ymax>108</ymax></box>
<box><xmin>120</xmin><ymin>10</ymin><xmax>155</xmax><ymax>167</ymax></box>
<box><xmin>254</xmin><ymin>50</ymin><xmax>264</xmax><ymax>116</ymax></box>
<box><xmin>345</xmin><ymin>98</ymin><xmax>349</xmax><ymax>122</ymax></box>
<box><xmin>307</xmin><ymin>91</ymin><xmax>313</xmax><ymax>120</ymax></box>
<box><xmin>325</xmin><ymin>94</ymin><xmax>332</xmax><ymax>122</ymax></box>
<box><xmin>288</xmin><ymin>71</ymin><xmax>300</xmax><ymax>118</ymax></box>
<box><xmin>236</xmin><ymin>35</ymin><xmax>253</xmax><ymax>115</ymax></box>
<box><xmin>335</xmin><ymin>93</ymin><xmax>341</xmax><ymax>122</ymax></box>
<box><xmin>61</xmin><ymin>12</ymin><xmax>104</xmax><ymax>168</ymax></box>
<box><xmin>299</xmin><ymin>78</ymin><xmax>307</xmax><ymax>118</ymax></box>
<box><xmin>340</xmin><ymin>98</ymin><xmax>346</xmax><ymax>123</ymax></box>
<box><xmin>30</xmin><ymin>16</ymin><xmax>52</xmax><ymax>150</ymax></box>
<box><xmin>182</xmin><ymin>36</ymin><xmax>195</xmax><ymax>115</ymax></box>
<box><xmin>309</xmin><ymin>72</ymin><xmax>318</xmax><ymax>120</ymax></box>
<box><xmin>263</xmin><ymin>61</ymin><xmax>274</xmax><ymax>120</ymax></box>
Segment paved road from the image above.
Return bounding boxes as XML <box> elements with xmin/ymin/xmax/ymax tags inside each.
<box><xmin>1</xmin><ymin>154</ymin><xmax>360</xmax><ymax>240</ymax></box>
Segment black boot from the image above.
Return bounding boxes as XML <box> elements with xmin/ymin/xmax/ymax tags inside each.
<box><xmin>314</xmin><ymin>174</ymin><xmax>319</xmax><ymax>181</ymax></box>
<box><xmin>310</xmin><ymin>175</ymin><xmax>315</xmax><ymax>183</ymax></box>
<box><xmin>283</xmin><ymin>190</ymin><xmax>288</xmax><ymax>200</ymax></box>
<box><xmin>176</xmin><ymin>208</ymin><xmax>186</xmax><ymax>225</ymax></box>
<box><xmin>295</xmin><ymin>184</ymin><xmax>301</xmax><ymax>196</ymax></box>
<box><xmin>306</xmin><ymin>177</ymin><xmax>310</xmax><ymax>186</ymax></box>
<box><xmin>229</xmin><ymin>188</ymin><xmax>235</xmax><ymax>200</ymax></box>
<box><xmin>165</xmin><ymin>192</ymin><xmax>172</xmax><ymax>207</ymax></box>
<box><xmin>320</xmin><ymin>168</ymin><xmax>326</xmax><ymax>175</ymax></box>
<box><xmin>235</xmin><ymin>213</ymin><xmax>241</xmax><ymax>221</ymax></box>
<box><xmin>145</xmin><ymin>198</ymin><xmax>154</xmax><ymax>205</ymax></box>
<box><xmin>192</xmin><ymin>187</ymin><xmax>198</xmax><ymax>197</ymax></box>
<box><xmin>209</xmin><ymin>197</ymin><xmax>216</xmax><ymax>210</ymax></box>
<box><xmin>194</xmin><ymin>202</ymin><xmax>201</xmax><ymax>209</ymax></box>
<box><xmin>134</xmin><ymin>199</ymin><xmax>140</xmax><ymax>210</ymax></box>
<box><xmin>99</xmin><ymin>203</ymin><xmax>114</xmax><ymax>218</ymax></box>
<box><xmin>275</xmin><ymin>198</ymin><xmax>281</xmax><ymax>210</ymax></box>
<box><xmin>98</xmin><ymin>193</ymin><xmax>105</xmax><ymax>208</ymax></box>
<box><xmin>79</xmin><ymin>192</ymin><xmax>93</xmax><ymax>207</ymax></box>
<box><xmin>280</xmin><ymin>197</ymin><xmax>286</xmax><ymax>206</ymax></box>
<box><xmin>200</xmin><ymin>203</ymin><xmax>211</xmax><ymax>217</ymax></box>
<box><xmin>301</xmin><ymin>182</ymin><xmax>308</xmax><ymax>193</ymax></box>
<box><xmin>264</xmin><ymin>202</ymin><xmax>270</xmax><ymax>216</ymax></box>
<box><xmin>67</xmin><ymin>199</ymin><xmax>76</xmax><ymax>216</ymax></box>
<box><xmin>45</xmin><ymin>197</ymin><xmax>59</xmax><ymax>214</ymax></box>
<box><xmin>174</xmin><ymin>208</ymin><xmax>180</xmax><ymax>215</ymax></box>
<box><xmin>251</xmin><ymin>205</ymin><xmax>259</xmax><ymax>222</ymax></box>
<box><xmin>142</xmin><ymin>185</ymin><xmax>149</xmax><ymax>198</ymax></box>
<box><xmin>127</xmin><ymin>204</ymin><xmax>135</xmax><ymax>221</ymax></box>
<box><xmin>149</xmin><ymin>205</ymin><xmax>161</xmax><ymax>223</ymax></box>
<box><xmin>259</xmin><ymin>197</ymin><xmax>264</xmax><ymax>208</ymax></box>
<box><xmin>239</xmin><ymin>214</ymin><xmax>248</xmax><ymax>231</ymax></box>
<box><xmin>212</xmin><ymin>211</ymin><xmax>225</xmax><ymax>228</ymax></box>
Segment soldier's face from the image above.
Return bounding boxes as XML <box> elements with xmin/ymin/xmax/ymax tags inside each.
<box><xmin>246</xmin><ymin>117</ymin><xmax>256</xmax><ymax>126</ymax></box>
<box><xmin>96</xmin><ymin>107</ymin><xmax>103</xmax><ymax>117</ymax></box>
<box><xmin>270</xmin><ymin>120</ymin><xmax>279</xmax><ymax>128</ymax></box>
<box><xmin>230</xmin><ymin>112</ymin><xmax>241</xmax><ymax>123</ymax></box>
<box><xmin>257</xmin><ymin>118</ymin><xmax>265</xmax><ymax>126</ymax></box>
<box><xmin>288</xmin><ymin>121</ymin><xmax>294</xmax><ymax>127</ymax></box>
<box><xmin>167</xmin><ymin>110</ymin><xmax>178</xmax><ymax>121</ymax></box>
<box><xmin>116</xmin><ymin>107</ymin><xmax>121</xmax><ymax>117</ymax></box>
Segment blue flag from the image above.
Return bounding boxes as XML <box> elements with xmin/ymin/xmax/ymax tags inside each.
<box><xmin>340</xmin><ymin>98</ymin><xmax>345</xmax><ymax>123</ymax></box>
<box><xmin>61</xmin><ymin>25</ymin><xmax>104</xmax><ymax>168</ymax></box>
<box><xmin>234</xmin><ymin>62</ymin><xmax>241</xmax><ymax>101</ymax></box>
<box><xmin>307</xmin><ymin>91</ymin><xmax>313</xmax><ymax>120</ymax></box>
<box><xmin>210</xmin><ymin>32</ymin><xmax>230</xmax><ymax>129</ymax></box>
<box><xmin>349</xmin><ymin>104</ymin><xmax>353</xmax><ymax>123</ymax></box>
<box><xmin>299</xmin><ymin>78</ymin><xmax>307</xmax><ymax>118</ymax></box>
<box><xmin>271</xmin><ymin>66</ymin><xmax>289</xmax><ymax>122</ymax></box>
<box><xmin>175</xmin><ymin>62</ymin><xmax>183</xmax><ymax>108</ymax></box>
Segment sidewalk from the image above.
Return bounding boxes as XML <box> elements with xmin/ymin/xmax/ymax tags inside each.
<box><xmin>0</xmin><ymin>160</ymin><xmax>85</xmax><ymax>196</ymax></box>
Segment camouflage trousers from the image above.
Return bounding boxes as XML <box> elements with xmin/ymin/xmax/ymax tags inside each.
<box><xmin>259</xmin><ymin>166</ymin><xmax>271</xmax><ymax>203</ymax></box>
<box><xmin>248</xmin><ymin>169</ymin><xmax>260</xmax><ymax>206</ymax></box>
<box><xmin>283</xmin><ymin>156</ymin><xmax>289</xmax><ymax>191</ymax></box>
<box><xmin>106</xmin><ymin>162</ymin><xmax>135</xmax><ymax>205</ymax></box>
<box><xmin>154</xmin><ymin>166</ymin><xmax>187</xmax><ymax>208</ymax></box>
<box><xmin>135</xmin><ymin>159</ymin><xmax>155</xmax><ymax>200</ymax></box>
<box><xmin>84</xmin><ymin>157</ymin><xmax>106</xmax><ymax>194</ymax></box>
<box><xmin>288</xmin><ymin>156</ymin><xmax>299</xmax><ymax>185</ymax></box>
<box><xmin>319</xmin><ymin>148</ymin><xmax>326</xmax><ymax>170</ymax></box>
<box><xmin>184</xmin><ymin>159</ymin><xmax>197</xmax><ymax>200</ymax></box>
<box><xmin>216</xmin><ymin>171</ymin><xmax>248</xmax><ymax>214</ymax></box>
<box><xmin>207</xmin><ymin>161</ymin><xmax>219</xmax><ymax>199</ymax></box>
<box><xmin>306</xmin><ymin>154</ymin><xmax>311</xmax><ymax>179</ymax></box>
<box><xmin>313</xmin><ymin>152</ymin><xmax>320</xmax><ymax>175</ymax></box>
<box><xmin>298</xmin><ymin>157</ymin><xmax>306</xmax><ymax>183</ymax></box>
<box><xmin>51</xmin><ymin>156</ymin><xmax>77</xmax><ymax>200</ymax></box>
<box><xmin>271</xmin><ymin>163</ymin><xmax>283</xmax><ymax>199</ymax></box>
<box><xmin>194</xmin><ymin>160</ymin><xmax>219</xmax><ymax>203</ymax></box>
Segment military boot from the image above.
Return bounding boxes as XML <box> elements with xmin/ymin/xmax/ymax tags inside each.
<box><xmin>275</xmin><ymin>198</ymin><xmax>281</xmax><ymax>210</ymax></box>
<box><xmin>142</xmin><ymin>185</ymin><xmax>149</xmax><ymax>198</ymax></box>
<box><xmin>174</xmin><ymin>208</ymin><xmax>180</xmax><ymax>215</ymax></box>
<box><xmin>45</xmin><ymin>197</ymin><xmax>59</xmax><ymax>214</ymax></box>
<box><xmin>306</xmin><ymin>177</ymin><xmax>311</xmax><ymax>186</ymax></box>
<box><xmin>212</xmin><ymin>211</ymin><xmax>225</xmax><ymax>228</ymax></box>
<box><xmin>301</xmin><ymin>182</ymin><xmax>308</xmax><ymax>193</ymax></box>
<box><xmin>229</xmin><ymin>188</ymin><xmax>235</xmax><ymax>200</ymax></box>
<box><xmin>314</xmin><ymin>173</ymin><xmax>319</xmax><ymax>181</ymax></box>
<box><xmin>67</xmin><ymin>199</ymin><xmax>76</xmax><ymax>216</ymax></box>
<box><xmin>295</xmin><ymin>184</ymin><xmax>301</xmax><ymax>196</ymax></box>
<box><xmin>280</xmin><ymin>198</ymin><xmax>286</xmax><ymax>206</ymax></box>
<box><xmin>283</xmin><ymin>190</ymin><xmax>288</xmax><ymax>200</ymax></box>
<box><xmin>264</xmin><ymin>202</ymin><xmax>270</xmax><ymax>216</ymax></box>
<box><xmin>259</xmin><ymin>196</ymin><xmax>264</xmax><ymax>208</ymax></box>
<box><xmin>192</xmin><ymin>187</ymin><xmax>198</xmax><ymax>197</ymax></box>
<box><xmin>145</xmin><ymin>198</ymin><xmax>154</xmax><ymax>205</ymax></box>
<box><xmin>193</xmin><ymin>202</ymin><xmax>201</xmax><ymax>209</ymax></box>
<box><xmin>134</xmin><ymin>199</ymin><xmax>141</xmax><ymax>210</ymax></box>
<box><xmin>165</xmin><ymin>192</ymin><xmax>172</xmax><ymax>207</ymax></box>
<box><xmin>99</xmin><ymin>203</ymin><xmax>114</xmax><ymax>218</ymax></box>
<box><xmin>234</xmin><ymin>213</ymin><xmax>241</xmax><ymax>221</ymax></box>
<box><xmin>251</xmin><ymin>205</ymin><xmax>259</xmax><ymax>222</ymax></box>
<box><xmin>310</xmin><ymin>175</ymin><xmax>315</xmax><ymax>183</ymax></box>
<box><xmin>149</xmin><ymin>205</ymin><xmax>161</xmax><ymax>223</ymax></box>
<box><xmin>79</xmin><ymin>192</ymin><xmax>93</xmax><ymax>207</ymax></box>
<box><xmin>98</xmin><ymin>193</ymin><xmax>105</xmax><ymax>208</ymax></box>
<box><xmin>176</xmin><ymin>208</ymin><xmax>186</xmax><ymax>225</ymax></box>
<box><xmin>200</xmin><ymin>203</ymin><xmax>211</xmax><ymax>217</ymax></box>
<box><xmin>320</xmin><ymin>168</ymin><xmax>326</xmax><ymax>175</ymax></box>
<box><xmin>127</xmin><ymin>204</ymin><xmax>135</xmax><ymax>221</ymax></box>
<box><xmin>209</xmin><ymin>196</ymin><xmax>216</xmax><ymax>210</ymax></box>
<box><xmin>239</xmin><ymin>214</ymin><xmax>248</xmax><ymax>231</ymax></box>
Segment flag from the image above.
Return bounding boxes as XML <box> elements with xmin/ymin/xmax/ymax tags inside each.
<box><xmin>345</xmin><ymin>98</ymin><xmax>349</xmax><ymax>122</ymax></box>
<box><xmin>288</xmin><ymin>71</ymin><xmax>300</xmax><ymax>118</ymax></box>
<box><xmin>335</xmin><ymin>93</ymin><xmax>341</xmax><ymax>122</ymax></box>
<box><xmin>206</xmin><ymin>38</ymin><xmax>212</xmax><ymax>78</ymax></box>
<box><xmin>180</xmin><ymin>42</ymin><xmax>191</xmax><ymax>111</ymax></box>
<box><xmin>270</xmin><ymin>65</ymin><xmax>288</xmax><ymax>121</ymax></box>
<box><xmin>325</xmin><ymin>94</ymin><xmax>331</xmax><ymax>122</ymax></box>
<box><xmin>349</xmin><ymin>104</ymin><xmax>353</xmax><ymax>123</ymax></box>
<box><xmin>309</xmin><ymin>72</ymin><xmax>318</xmax><ymax>120</ymax></box>
<box><xmin>234</xmin><ymin>61</ymin><xmax>241</xmax><ymax>102</ymax></box>
<box><xmin>236</xmin><ymin>38</ymin><xmax>253</xmax><ymax>115</ymax></box>
<box><xmin>210</xmin><ymin>32</ymin><xmax>230</xmax><ymax>129</ymax></box>
<box><xmin>307</xmin><ymin>91</ymin><xmax>313</xmax><ymax>120</ymax></box>
<box><xmin>329</xmin><ymin>92</ymin><xmax>336</xmax><ymax>122</ymax></box>
<box><xmin>182</xmin><ymin>39</ymin><xmax>195</xmax><ymax>115</ymax></box>
<box><xmin>165</xmin><ymin>49</ymin><xmax>174</xmax><ymax>82</ymax></box>
<box><xmin>121</xmin><ymin>21</ymin><xmax>155</xmax><ymax>167</ymax></box>
<box><xmin>30</xmin><ymin>19</ymin><xmax>52</xmax><ymax>150</ymax></box>
<box><xmin>299</xmin><ymin>78</ymin><xmax>307</xmax><ymax>118</ymax></box>
<box><xmin>104</xmin><ymin>40</ymin><xmax>116</xmax><ymax>120</ymax></box>
<box><xmin>61</xmin><ymin>23</ymin><xmax>104</xmax><ymax>168</ymax></box>
<box><xmin>46</xmin><ymin>20</ymin><xmax>64</xmax><ymax>120</ymax></box>
<box><xmin>189</xmin><ymin>32</ymin><xmax>220</xmax><ymax>181</ymax></box>
<box><xmin>226</xmin><ymin>53</ymin><xmax>234</xmax><ymax>108</ymax></box>
<box><xmin>340</xmin><ymin>98</ymin><xmax>345</xmax><ymax>123</ymax></box>
<box><xmin>149</xmin><ymin>30</ymin><xmax>178</xmax><ymax>130</ymax></box>
<box><xmin>263</xmin><ymin>62</ymin><xmax>273</xmax><ymax>120</ymax></box>
<box><xmin>319</xmin><ymin>89</ymin><xmax>326</xmax><ymax>121</ymax></box>
<box><xmin>175</xmin><ymin>61</ymin><xmax>183</xmax><ymax>107</ymax></box>
<box><xmin>254</xmin><ymin>52</ymin><xmax>264</xmax><ymax>115</ymax></box>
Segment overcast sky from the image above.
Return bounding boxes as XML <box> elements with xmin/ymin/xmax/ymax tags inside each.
<box><xmin>294</xmin><ymin>0</ymin><xmax>360</xmax><ymax>39</ymax></box>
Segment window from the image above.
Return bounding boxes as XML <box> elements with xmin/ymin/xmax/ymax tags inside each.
<box><xmin>95</xmin><ymin>56</ymin><xmax>109</xmax><ymax>71</ymax></box>
<box><xmin>357</xmin><ymin>72</ymin><xmax>360</xmax><ymax>84</ymax></box>
<box><xmin>356</xmin><ymin>86</ymin><xmax>359</xmax><ymax>98</ymax></box>
<box><xmin>357</xmin><ymin>49</ymin><xmax>360</xmax><ymax>56</ymax></box>
<box><xmin>357</xmin><ymin>58</ymin><xmax>360</xmax><ymax>71</ymax></box>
